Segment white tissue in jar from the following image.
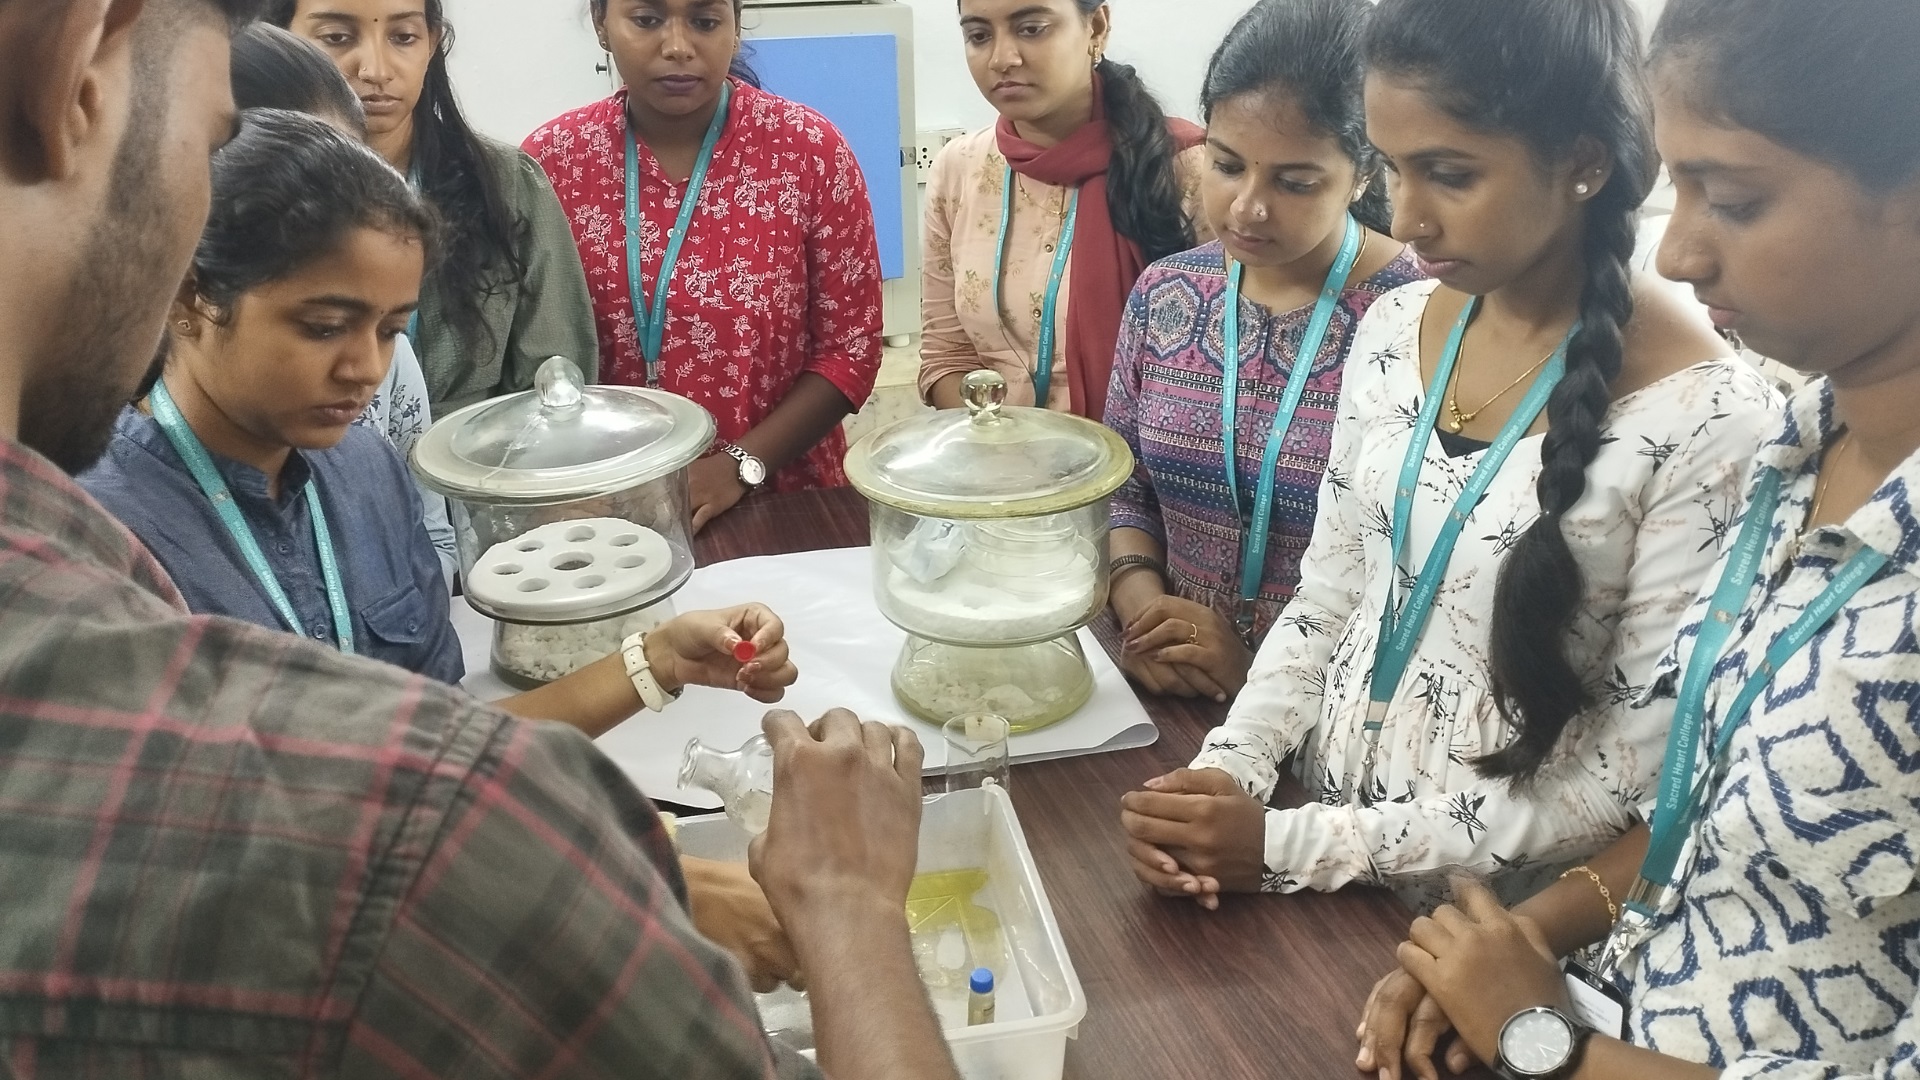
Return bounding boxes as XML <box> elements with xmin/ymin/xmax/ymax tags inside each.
<box><xmin>881</xmin><ymin>515</ymin><xmax>1099</xmax><ymax>642</ymax></box>
<box><xmin>882</xmin><ymin>553</ymin><xmax>1097</xmax><ymax>642</ymax></box>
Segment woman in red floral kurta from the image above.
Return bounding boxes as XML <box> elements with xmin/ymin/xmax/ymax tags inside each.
<box><xmin>525</xmin><ymin>61</ymin><xmax>882</xmax><ymax>525</ymax></box>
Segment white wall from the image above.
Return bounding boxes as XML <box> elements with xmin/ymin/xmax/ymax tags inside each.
<box><xmin>442</xmin><ymin>0</ymin><xmax>1244</xmax><ymax>147</ymax></box>
<box><xmin>445</xmin><ymin>0</ymin><xmax>1670</xmax><ymax>147</ymax></box>
<box><xmin>898</xmin><ymin>0</ymin><xmax>1244</xmax><ymax>132</ymax></box>
<box><xmin>443</xmin><ymin>0</ymin><xmax>606</xmax><ymax>146</ymax></box>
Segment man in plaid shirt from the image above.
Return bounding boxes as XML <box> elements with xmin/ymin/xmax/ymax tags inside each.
<box><xmin>0</xmin><ymin>3</ymin><xmax>959</xmax><ymax>1078</ymax></box>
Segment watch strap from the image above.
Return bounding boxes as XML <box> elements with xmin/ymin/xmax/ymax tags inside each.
<box><xmin>718</xmin><ymin>442</ymin><xmax>766</xmax><ymax>490</ymax></box>
<box><xmin>621</xmin><ymin>631</ymin><xmax>681</xmax><ymax>713</ymax></box>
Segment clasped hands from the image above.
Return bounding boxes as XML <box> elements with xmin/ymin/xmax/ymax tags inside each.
<box><xmin>1119</xmin><ymin>595</ymin><xmax>1252</xmax><ymax>704</ymax></box>
<box><xmin>1356</xmin><ymin>877</ymin><xmax>1570</xmax><ymax>1080</ymax></box>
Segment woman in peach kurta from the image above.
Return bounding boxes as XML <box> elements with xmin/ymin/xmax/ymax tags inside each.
<box><xmin>920</xmin><ymin>130</ymin><xmax>1209</xmax><ymax>414</ymax></box>
<box><xmin>920</xmin><ymin>1</ymin><xmax>1211</xmax><ymax>419</ymax></box>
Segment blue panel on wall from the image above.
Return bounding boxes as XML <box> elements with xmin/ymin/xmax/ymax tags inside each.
<box><xmin>748</xmin><ymin>34</ymin><xmax>905</xmax><ymax>281</ymax></box>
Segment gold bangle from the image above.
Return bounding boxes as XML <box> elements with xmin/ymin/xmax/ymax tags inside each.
<box><xmin>1561</xmin><ymin>865</ymin><xmax>1619</xmax><ymax>926</ymax></box>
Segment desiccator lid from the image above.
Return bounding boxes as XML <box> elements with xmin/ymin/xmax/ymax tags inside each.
<box><xmin>411</xmin><ymin>357</ymin><xmax>717</xmax><ymax>503</ymax></box>
<box><xmin>845</xmin><ymin>370</ymin><xmax>1133</xmax><ymax>518</ymax></box>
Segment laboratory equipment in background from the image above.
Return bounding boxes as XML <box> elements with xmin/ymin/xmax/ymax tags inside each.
<box><xmin>411</xmin><ymin>357</ymin><xmax>712</xmax><ymax>688</ymax></box>
<box><xmin>742</xmin><ymin>0</ymin><xmax>922</xmax><ymax>340</ymax></box>
<box><xmin>845</xmin><ymin>370</ymin><xmax>1134</xmax><ymax>733</ymax></box>
<box><xmin>943</xmin><ymin>713</ymin><xmax>1012</xmax><ymax>793</ymax></box>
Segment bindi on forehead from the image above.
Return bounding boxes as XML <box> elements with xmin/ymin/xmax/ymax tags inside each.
<box><xmin>303</xmin><ymin>6</ymin><xmax>427</xmax><ymax>24</ymax></box>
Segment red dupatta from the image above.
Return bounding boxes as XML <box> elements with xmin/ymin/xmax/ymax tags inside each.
<box><xmin>997</xmin><ymin>83</ymin><xmax>1205</xmax><ymax>421</ymax></box>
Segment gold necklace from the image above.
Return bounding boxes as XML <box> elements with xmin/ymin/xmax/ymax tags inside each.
<box><xmin>1444</xmin><ymin>345</ymin><xmax>1557</xmax><ymax>434</ymax></box>
<box><xmin>1806</xmin><ymin>431</ymin><xmax>1856</xmax><ymax>532</ymax></box>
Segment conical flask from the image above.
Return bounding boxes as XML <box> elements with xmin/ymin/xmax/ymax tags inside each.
<box><xmin>678</xmin><ymin>734</ymin><xmax>775</xmax><ymax>835</ymax></box>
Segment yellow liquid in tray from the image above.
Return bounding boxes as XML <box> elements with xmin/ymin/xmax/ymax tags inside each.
<box><xmin>907</xmin><ymin>869</ymin><xmax>1003</xmax><ymax>1003</ymax></box>
<box><xmin>761</xmin><ymin>867</ymin><xmax>1004</xmax><ymax>1049</ymax></box>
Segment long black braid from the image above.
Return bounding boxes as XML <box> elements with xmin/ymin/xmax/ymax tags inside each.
<box><xmin>1366</xmin><ymin>0</ymin><xmax>1656</xmax><ymax>781</ymax></box>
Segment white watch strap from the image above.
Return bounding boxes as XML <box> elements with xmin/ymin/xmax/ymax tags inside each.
<box><xmin>621</xmin><ymin>631</ymin><xmax>674</xmax><ymax>713</ymax></box>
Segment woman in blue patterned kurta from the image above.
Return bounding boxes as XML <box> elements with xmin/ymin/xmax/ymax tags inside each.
<box><xmin>1103</xmin><ymin>0</ymin><xmax>1419</xmax><ymax>703</ymax></box>
<box><xmin>1357</xmin><ymin>1</ymin><xmax>1920</xmax><ymax>1078</ymax></box>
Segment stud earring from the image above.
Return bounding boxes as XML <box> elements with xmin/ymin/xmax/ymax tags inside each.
<box><xmin>1574</xmin><ymin>182</ymin><xmax>1592</xmax><ymax>196</ymax></box>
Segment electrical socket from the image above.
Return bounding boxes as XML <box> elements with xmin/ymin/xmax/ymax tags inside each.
<box><xmin>913</xmin><ymin>128</ymin><xmax>968</xmax><ymax>184</ymax></box>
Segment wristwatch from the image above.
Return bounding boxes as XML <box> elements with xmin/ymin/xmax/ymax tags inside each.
<box><xmin>719</xmin><ymin>442</ymin><xmax>767</xmax><ymax>490</ymax></box>
<box><xmin>1495</xmin><ymin>1007</ymin><xmax>1593</xmax><ymax>1080</ymax></box>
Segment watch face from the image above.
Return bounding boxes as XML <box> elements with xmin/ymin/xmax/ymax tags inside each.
<box><xmin>1500</xmin><ymin>1009</ymin><xmax>1575</xmax><ymax>1077</ymax></box>
<box><xmin>739</xmin><ymin>456</ymin><xmax>768</xmax><ymax>487</ymax></box>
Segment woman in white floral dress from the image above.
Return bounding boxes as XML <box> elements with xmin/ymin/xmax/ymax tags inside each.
<box><xmin>1119</xmin><ymin>0</ymin><xmax>1779</xmax><ymax>909</ymax></box>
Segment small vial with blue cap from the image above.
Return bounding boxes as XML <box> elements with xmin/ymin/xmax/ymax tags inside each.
<box><xmin>966</xmin><ymin>967</ymin><xmax>996</xmax><ymax>1027</ymax></box>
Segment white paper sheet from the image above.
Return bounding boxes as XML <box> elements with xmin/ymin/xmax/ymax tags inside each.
<box><xmin>454</xmin><ymin>546</ymin><xmax>1158</xmax><ymax>808</ymax></box>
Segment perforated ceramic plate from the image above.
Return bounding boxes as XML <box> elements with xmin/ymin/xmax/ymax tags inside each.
<box><xmin>466</xmin><ymin>517</ymin><xmax>674</xmax><ymax>619</ymax></box>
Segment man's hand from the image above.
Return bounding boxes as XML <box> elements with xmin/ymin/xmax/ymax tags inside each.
<box><xmin>1399</xmin><ymin>877</ymin><xmax>1570</xmax><ymax>1064</ymax></box>
<box><xmin>747</xmin><ymin>711</ymin><xmax>960</xmax><ymax>1080</ymax></box>
<box><xmin>647</xmin><ymin>604</ymin><xmax>797</xmax><ymax>702</ymax></box>
<box><xmin>1118</xmin><ymin>767</ymin><xmax>1267</xmax><ymax>905</ymax></box>
<box><xmin>682</xmin><ymin>856</ymin><xmax>803</xmax><ymax>993</ymax></box>
<box><xmin>749</xmin><ymin>709</ymin><xmax>924</xmax><ymax>938</ymax></box>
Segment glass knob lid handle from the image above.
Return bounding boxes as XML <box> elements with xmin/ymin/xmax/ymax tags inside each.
<box><xmin>961</xmin><ymin>369</ymin><xmax>1007</xmax><ymax>425</ymax></box>
<box><xmin>535</xmin><ymin>355</ymin><xmax>586</xmax><ymax>413</ymax></box>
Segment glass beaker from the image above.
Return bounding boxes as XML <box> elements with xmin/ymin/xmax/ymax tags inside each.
<box><xmin>941</xmin><ymin>713</ymin><xmax>1011</xmax><ymax>794</ymax></box>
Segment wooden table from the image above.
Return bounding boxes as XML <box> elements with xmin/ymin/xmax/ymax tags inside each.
<box><xmin>698</xmin><ymin>487</ymin><xmax>1417</xmax><ymax>1080</ymax></box>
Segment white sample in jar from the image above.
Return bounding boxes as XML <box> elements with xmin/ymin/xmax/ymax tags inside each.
<box><xmin>895</xmin><ymin>662</ymin><xmax>1071</xmax><ymax>726</ymax></box>
<box><xmin>493</xmin><ymin>605</ymin><xmax>672</xmax><ymax>686</ymax></box>
<box><xmin>883</xmin><ymin>554</ymin><xmax>1096</xmax><ymax>642</ymax></box>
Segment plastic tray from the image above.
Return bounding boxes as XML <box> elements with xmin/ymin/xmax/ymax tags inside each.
<box><xmin>674</xmin><ymin>784</ymin><xmax>1087</xmax><ymax>1080</ymax></box>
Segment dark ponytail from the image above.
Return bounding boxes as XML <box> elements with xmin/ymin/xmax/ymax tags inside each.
<box><xmin>1365</xmin><ymin>0</ymin><xmax>1655</xmax><ymax>782</ymax></box>
<box><xmin>191</xmin><ymin>109</ymin><xmax>440</xmax><ymax>318</ymax></box>
<box><xmin>231</xmin><ymin>24</ymin><xmax>367</xmax><ymax>139</ymax></box>
<box><xmin>267</xmin><ymin>0</ymin><xmax>526</xmax><ymax>361</ymax></box>
<box><xmin>1200</xmin><ymin>0</ymin><xmax>1390</xmax><ymax>235</ymax></box>
<box><xmin>1091</xmin><ymin>51</ymin><xmax>1197</xmax><ymax>263</ymax></box>
<box><xmin>1652</xmin><ymin>0</ymin><xmax>1920</xmax><ymax>193</ymax></box>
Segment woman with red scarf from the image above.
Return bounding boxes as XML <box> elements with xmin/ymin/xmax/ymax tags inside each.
<box><xmin>525</xmin><ymin>0</ymin><xmax>884</xmax><ymax>532</ymax></box>
<box><xmin>920</xmin><ymin>0</ymin><xmax>1210</xmax><ymax>419</ymax></box>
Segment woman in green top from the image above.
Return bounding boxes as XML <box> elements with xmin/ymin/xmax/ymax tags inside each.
<box><xmin>270</xmin><ymin>0</ymin><xmax>600</xmax><ymax>412</ymax></box>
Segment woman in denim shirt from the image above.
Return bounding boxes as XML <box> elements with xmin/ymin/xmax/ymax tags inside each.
<box><xmin>82</xmin><ymin>111</ymin><xmax>796</xmax><ymax>740</ymax></box>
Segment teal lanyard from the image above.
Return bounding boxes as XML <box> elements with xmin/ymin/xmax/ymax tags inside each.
<box><xmin>1221</xmin><ymin>215</ymin><xmax>1363</xmax><ymax>646</ymax></box>
<box><xmin>626</xmin><ymin>82</ymin><xmax>733</xmax><ymax>386</ymax></box>
<box><xmin>1625</xmin><ymin>467</ymin><xmax>1887</xmax><ymax>917</ymax></box>
<box><xmin>1367</xmin><ymin>298</ymin><xmax>1578</xmax><ymax>723</ymax></box>
<box><xmin>149</xmin><ymin>381</ymin><xmax>356</xmax><ymax>654</ymax></box>
<box><xmin>405</xmin><ymin>162</ymin><xmax>423</xmax><ymax>345</ymax></box>
<box><xmin>992</xmin><ymin>165</ymin><xmax>1079</xmax><ymax>407</ymax></box>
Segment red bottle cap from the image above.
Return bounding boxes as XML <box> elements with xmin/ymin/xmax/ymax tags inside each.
<box><xmin>731</xmin><ymin>640</ymin><xmax>758</xmax><ymax>664</ymax></box>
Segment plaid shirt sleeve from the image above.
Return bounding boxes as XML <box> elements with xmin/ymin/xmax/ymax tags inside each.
<box><xmin>339</xmin><ymin>720</ymin><xmax>821</xmax><ymax>1080</ymax></box>
<box><xmin>0</xmin><ymin>440</ymin><xmax>816</xmax><ymax>1080</ymax></box>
